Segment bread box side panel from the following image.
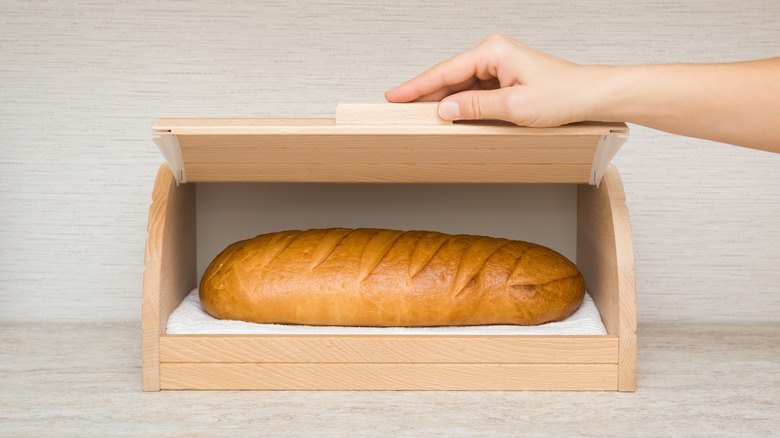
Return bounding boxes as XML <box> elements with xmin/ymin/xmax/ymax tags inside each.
<box><xmin>577</xmin><ymin>165</ymin><xmax>636</xmax><ymax>391</ymax></box>
<box><xmin>141</xmin><ymin>165</ymin><xmax>196</xmax><ymax>392</ymax></box>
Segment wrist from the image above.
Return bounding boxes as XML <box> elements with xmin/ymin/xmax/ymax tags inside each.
<box><xmin>582</xmin><ymin>64</ymin><xmax>675</xmax><ymax>124</ymax></box>
<box><xmin>579</xmin><ymin>64</ymin><xmax>632</xmax><ymax>122</ymax></box>
<box><xmin>582</xmin><ymin>63</ymin><xmax>670</xmax><ymax>124</ymax></box>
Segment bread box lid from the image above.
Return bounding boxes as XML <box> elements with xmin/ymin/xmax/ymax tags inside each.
<box><xmin>152</xmin><ymin>102</ymin><xmax>628</xmax><ymax>185</ymax></box>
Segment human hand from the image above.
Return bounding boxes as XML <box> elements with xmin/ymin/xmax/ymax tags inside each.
<box><xmin>387</xmin><ymin>34</ymin><xmax>780</xmax><ymax>151</ymax></box>
<box><xmin>385</xmin><ymin>34</ymin><xmax>604</xmax><ymax>127</ymax></box>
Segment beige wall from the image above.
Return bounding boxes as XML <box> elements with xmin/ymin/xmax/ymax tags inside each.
<box><xmin>1</xmin><ymin>1</ymin><xmax>778</xmax><ymax>322</ymax></box>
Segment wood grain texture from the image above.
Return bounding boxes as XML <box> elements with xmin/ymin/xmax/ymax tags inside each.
<box><xmin>141</xmin><ymin>165</ymin><xmax>196</xmax><ymax>391</ymax></box>
<box><xmin>159</xmin><ymin>335</ymin><xmax>618</xmax><ymax>363</ymax></box>
<box><xmin>577</xmin><ymin>165</ymin><xmax>637</xmax><ymax>391</ymax></box>
<box><xmin>162</xmin><ymin>120</ymin><xmax>611</xmax><ymax>182</ymax></box>
<box><xmin>602</xmin><ymin>167</ymin><xmax>638</xmax><ymax>392</ymax></box>
<box><xmin>159</xmin><ymin>363</ymin><xmax>618</xmax><ymax>391</ymax></box>
<box><xmin>2</xmin><ymin>1</ymin><xmax>780</xmax><ymax>323</ymax></box>
<box><xmin>577</xmin><ymin>170</ymin><xmax>619</xmax><ymax>336</ymax></box>
<box><xmin>184</xmin><ymin>162</ymin><xmax>593</xmax><ymax>183</ymax></box>
<box><xmin>140</xmin><ymin>166</ymin><xmax>166</xmax><ymax>391</ymax></box>
<box><xmin>336</xmin><ymin>102</ymin><xmax>452</xmax><ymax>125</ymax></box>
<box><xmin>178</xmin><ymin>132</ymin><xmax>599</xmax><ymax>151</ymax></box>
<box><xmin>184</xmin><ymin>146</ymin><xmax>595</xmax><ymax>164</ymax></box>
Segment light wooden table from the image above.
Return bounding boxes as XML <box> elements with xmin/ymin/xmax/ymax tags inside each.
<box><xmin>1</xmin><ymin>322</ymin><xmax>778</xmax><ymax>436</ymax></box>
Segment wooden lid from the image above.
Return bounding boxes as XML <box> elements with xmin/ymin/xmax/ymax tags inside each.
<box><xmin>152</xmin><ymin>102</ymin><xmax>628</xmax><ymax>185</ymax></box>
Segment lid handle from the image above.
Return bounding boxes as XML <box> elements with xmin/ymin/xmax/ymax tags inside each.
<box><xmin>335</xmin><ymin>102</ymin><xmax>452</xmax><ymax>125</ymax></box>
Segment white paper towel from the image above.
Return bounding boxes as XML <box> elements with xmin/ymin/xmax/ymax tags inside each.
<box><xmin>166</xmin><ymin>289</ymin><xmax>607</xmax><ymax>335</ymax></box>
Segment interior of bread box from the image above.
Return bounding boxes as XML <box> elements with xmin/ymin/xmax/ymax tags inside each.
<box><xmin>142</xmin><ymin>103</ymin><xmax>636</xmax><ymax>392</ymax></box>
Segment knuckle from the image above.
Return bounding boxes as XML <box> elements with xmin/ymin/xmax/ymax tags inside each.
<box><xmin>482</xmin><ymin>33</ymin><xmax>511</xmax><ymax>46</ymax></box>
<box><xmin>480</xmin><ymin>33</ymin><xmax>514</xmax><ymax>59</ymax></box>
<box><xmin>481</xmin><ymin>33</ymin><xmax>511</xmax><ymax>45</ymax></box>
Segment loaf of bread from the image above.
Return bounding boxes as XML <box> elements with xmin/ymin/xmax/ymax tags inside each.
<box><xmin>200</xmin><ymin>228</ymin><xmax>585</xmax><ymax>326</ymax></box>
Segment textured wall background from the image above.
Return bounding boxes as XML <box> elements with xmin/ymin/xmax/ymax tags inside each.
<box><xmin>1</xmin><ymin>0</ymin><xmax>778</xmax><ymax>322</ymax></box>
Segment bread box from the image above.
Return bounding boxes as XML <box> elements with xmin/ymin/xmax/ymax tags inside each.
<box><xmin>142</xmin><ymin>103</ymin><xmax>636</xmax><ymax>391</ymax></box>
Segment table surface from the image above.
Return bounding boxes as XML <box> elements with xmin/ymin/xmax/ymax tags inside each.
<box><xmin>1</xmin><ymin>322</ymin><xmax>778</xmax><ymax>437</ymax></box>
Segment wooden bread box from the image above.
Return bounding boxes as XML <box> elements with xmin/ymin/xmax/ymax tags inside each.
<box><xmin>142</xmin><ymin>102</ymin><xmax>636</xmax><ymax>391</ymax></box>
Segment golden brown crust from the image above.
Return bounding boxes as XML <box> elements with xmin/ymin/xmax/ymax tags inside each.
<box><xmin>200</xmin><ymin>228</ymin><xmax>585</xmax><ymax>326</ymax></box>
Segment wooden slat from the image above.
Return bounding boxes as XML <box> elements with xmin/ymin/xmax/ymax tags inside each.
<box><xmin>178</xmin><ymin>134</ymin><xmax>597</xmax><ymax>181</ymax></box>
<box><xmin>141</xmin><ymin>165</ymin><xmax>169</xmax><ymax>392</ymax></box>
<box><xmin>141</xmin><ymin>165</ymin><xmax>197</xmax><ymax>392</ymax></box>
<box><xmin>160</xmin><ymin>335</ymin><xmax>618</xmax><ymax>364</ymax></box>
<box><xmin>577</xmin><ymin>165</ymin><xmax>637</xmax><ymax>391</ymax></box>
<box><xmin>183</xmin><ymin>146</ymin><xmax>595</xmax><ymax>164</ymax></box>
<box><xmin>336</xmin><ymin>102</ymin><xmax>451</xmax><ymax>125</ymax></box>
<box><xmin>153</xmin><ymin>119</ymin><xmax>626</xmax><ymax>136</ymax></box>
<box><xmin>178</xmin><ymin>134</ymin><xmax>599</xmax><ymax>151</ymax></box>
<box><xmin>140</xmin><ymin>261</ymin><xmax>160</xmax><ymax>391</ymax></box>
<box><xmin>159</xmin><ymin>363</ymin><xmax>618</xmax><ymax>391</ymax></box>
<box><xmin>602</xmin><ymin>166</ymin><xmax>637</xmax><ymax>392</ymax></box>
<box><xmin>184</xmin><ymin>163</ymin><xmax>592</xmax><ymax>183</ymax></box>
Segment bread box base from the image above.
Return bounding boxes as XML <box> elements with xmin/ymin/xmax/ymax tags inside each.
<box><xmin>141</xmin><ymin>163</ymin><xmax>636</xmax><ymax>392</ymax></box>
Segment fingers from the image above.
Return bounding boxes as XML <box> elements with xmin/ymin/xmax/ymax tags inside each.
<box><xmin>385</xmin><ymin>46</ymin><xmax>483</xmax><ymax>102</ymax></box>
<box><xmin>414</xmin><ymin>76</ymin><xmax>482</xmax><ymax>102</ymax></box>
<box><xmin>438</xmin><ymin>87</ymin><xmax>517</xmax><ymax>122</ymax></box>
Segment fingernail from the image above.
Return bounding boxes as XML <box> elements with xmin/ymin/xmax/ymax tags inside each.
<box><xmin>438</xmin><ymin>101</ymin><xmax>460</xmax><ymax>120</ymax></box>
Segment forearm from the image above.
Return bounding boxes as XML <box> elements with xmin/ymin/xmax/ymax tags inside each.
<box><xmin>586</xmin><ymin>59</ymin><xmax>780</xmax><ymax>153</ymax></box>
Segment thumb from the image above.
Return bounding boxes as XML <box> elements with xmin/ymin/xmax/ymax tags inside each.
<box><xmin>438</xmin><ymin>88</ymin><xmax>515</xmax><ymax>121</ymax></box>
